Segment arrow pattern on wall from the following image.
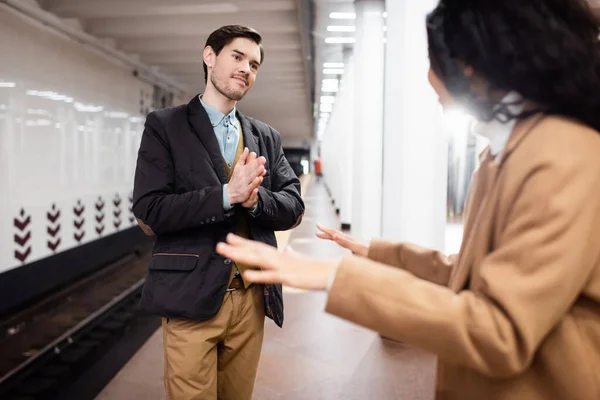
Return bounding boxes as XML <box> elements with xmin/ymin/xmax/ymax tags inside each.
<box><xmin>47</xmin><ymin>203</ymin><xmax>61</xmax><ymax>253</ymax></box>
<box><xmin>113</xmin><ymin>193</ymin><xmax>122</xmax><ymax>229</ymax></box>
<box><xmin>128</xmin><ymin>194</ymin><xmax>135</xmax><ymax>224</ymax></box>
<box><xmin>95</xmin><ymin>196</ymin><xmax>105</xmax><ymax>235</ymax></box>
<box><xmin>14</xmin><ymin>208</ymin><xmax>32</xmax><ymax>263</ymax></box>
<box><xmin>73</xmin><ymin>199</ymin><xmax>85</xmax><ymax>243</ymax></box>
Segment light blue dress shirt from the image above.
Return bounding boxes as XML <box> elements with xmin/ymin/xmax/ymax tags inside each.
<box><xmin>199</xmin><ymin>95</ymin><xmax>258</xmax><ymax>214</ymax></box>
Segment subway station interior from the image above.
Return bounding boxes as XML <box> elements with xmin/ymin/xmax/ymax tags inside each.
<box><xmin>2</xmin><ymin>0</ymin><xmax>600</xmax><ymax>399</ymax></box>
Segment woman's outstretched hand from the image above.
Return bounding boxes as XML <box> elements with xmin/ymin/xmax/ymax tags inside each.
<box><xmin>216</xmin><ymin>234</ymin><xmax>338</xmax><ymax>291</ymax></box>
<box><xmin>316</xmin><ymin>224</ymin><xmax>369</xmax><ymax>257</ymax></box>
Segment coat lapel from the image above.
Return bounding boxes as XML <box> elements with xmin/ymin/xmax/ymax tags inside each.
<box><xmin>448</xmin><ymin>113</ymin><xmax>546</xmax><ymax>292</ymax></box>
<box><xmin>449</xmin><ymin>149</ymin><xmax>498</xmax><ymax>292</ymax></box>
<box><xmin>237</xmin><ymin>111</ymin><xmax>260</xmax><ymax>156</ymax></box>
<box><xmin>186</xmin><ymin>95</ymin><xmax>228</xmax><ymax>184</ymax></box>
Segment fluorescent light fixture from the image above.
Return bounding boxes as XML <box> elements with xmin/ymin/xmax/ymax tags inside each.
<box><xmin>327</xmin><ymin>25</ymin><xmax>356</xmax><ymax>32</ymax></box>
<box><xmin>322</xmin><ymin>79</ymin><xmax>339</xmax><ymax>85</ymax></box>
<box><xmin>26</xmin><ymin>90</ymin><xmax>73</xmax><ymax>103</ymax></box>
<box><xmin>27</xmin><ymin>108</ymin><xmax>51</xmax><ymax>116</ymax></box>
<box><xmin>383</xmin><ymin>12</ymin><xmax>388</xmax><ymax>18</ymax></box>
<box><xmin>325</xmin><ymin>37</ymin><xmax>356</xmax><ymax>44</ymax></box>
<box><xmin>105</xmin><ymin>111</ymin><xmax>129</xmax><ymax>119</ymax></box>
<box><xmin>0</xmin><ymin>81</ymin><xmax>16</xmax><ymax>88</ymax></box>
<box><xmin>320</xmin><ymin>103</ymin><xmax>333</xmax><ymax>113</ymax></box>
<box><xmin>74</xmin><ymin>102</ymin><xmax>103</xmax><ymax>113</ymax></box>
<box><xmin>320</xmin><ymin>96</ymin><xmax>335</xmax><ymax>104</ymax></box>
<box><xmin>323</xmin><ymin>62</ymin><xmax>344</xmax><ymax>68</ymax></box>
<box><xmin>323</xmin><ymin>68</ymin><xmax>344</xmax><ymax>75</ymax></box>
<box><xmin>330</xmin><ymin>12</ymin><xmax>356</xmax><ymax>19</ymax></box>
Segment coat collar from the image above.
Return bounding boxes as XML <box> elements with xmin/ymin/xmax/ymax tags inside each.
<box><xmin>451</xmin><ymin>111</ymin><xmax>546</xmax><ymax>292</ymax></box>
<box><xmin>186</xmin><ymin>94</ymin><xmax>260</xmax><ymax>183</ymax></box>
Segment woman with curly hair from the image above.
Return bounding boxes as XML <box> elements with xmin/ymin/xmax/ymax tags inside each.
<box><xmin>216</xmin><ymin>0</ymin><xmax>600</xmax><ymax>398</ymax></box>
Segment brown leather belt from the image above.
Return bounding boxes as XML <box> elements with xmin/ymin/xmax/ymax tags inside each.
<box><xmin>228</xmin><ymin>275</ymin><xmax>244</xmax><ymax>290</ymax></box>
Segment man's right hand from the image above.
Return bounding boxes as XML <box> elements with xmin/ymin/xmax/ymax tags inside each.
<box><xmin>227</xmin><ymin>148</ymin><xmax>267</xmax><ymax>205</ymax></box>
<box><xmin>316</xmin><ymin>224</ymin><xmax>369</xmax><ymax>257</ymax></box>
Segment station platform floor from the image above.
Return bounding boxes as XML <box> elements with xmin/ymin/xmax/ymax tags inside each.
<box><xmin>94</xmin><ymin>176</ymin><xmax>461</xmax><ymax>400</ymax></box>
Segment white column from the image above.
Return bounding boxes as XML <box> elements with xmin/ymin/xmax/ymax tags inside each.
<box><xmin>381</xmin><ymin>0</ymin><xmax>448</xmax><ymax>250</ymax></box>
<box><xmin>339</xmin><ymin>46</ymin><xmax>355</xmax><ymax>229</ymax></box>
<box><xmin>352</xmin><ymin>0</ymin><xmax>386</xmax><ymax>240</ymax></box>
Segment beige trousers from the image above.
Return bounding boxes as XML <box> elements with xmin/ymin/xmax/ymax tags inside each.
<box><xmin>162</xmin><ymin>284</ymin><xmax>265</xmax><ymax>400</ymax></box>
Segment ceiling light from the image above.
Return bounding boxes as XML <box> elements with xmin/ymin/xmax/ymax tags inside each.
<box><xmin>323</xmin><ymin>69</ymin><xmax>344</xmax><ymax>75</ymax></box>
<box><xmin>330</xmin><ymin>12</ymin><xmax>356</xmax><ymax>19</ymax></box>
<box><xmin>320</xmin><ymin>103</ymin><xmax>333</xmax><ymax>113</ymax></box>
<box><xmin>320</xmin><ymin>96</ymin><xmax>335</xmax><ymax>104</ymax></box>
<box><xmin>383</xmin><ymin>12</ymin><xmax>388</xmax><ymax>18</ymax></box>
<box><xmin>323</xmin><ymin>62</ymin><xmax>344</xmax><ymax>68</ymax></box>
<box><xmin>327</xmin><ymin>25</ymin><xmax>356</xmax><ymax>32</ymax></box>
<box><xmin>0</xmin><ymin>81</ymin><xmax>16</xmax><ymax>88</ymax></box>
<box><xmin>325</xmin><ymin>37</ymin><xmax>356</xmax><ymax>44</ymax></box>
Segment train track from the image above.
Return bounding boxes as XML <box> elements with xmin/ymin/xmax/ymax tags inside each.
<box><xmin>0</xmin><ymin>248</ymin><xmax>152</xmax><ymax>400</ymax></box>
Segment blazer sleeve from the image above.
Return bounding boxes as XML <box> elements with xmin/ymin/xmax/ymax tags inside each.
<box><xmin>368</xmin><ymin>239</ymin><xmax>456</xmax><ymax>286</ymax></box>
<box><xmin>251</xmin><ymin>127</ymin><xmax>305</xmax><ymax>231</ymax></box>
<box><xmin>132</xmin><ymin>112</ymin><xmax>229</xmax><ymax>235</ymax></box>
<box><xmin>325</xmin><ymin>132</ymin><xmax>600</xmax><ymax>378</ymax></box>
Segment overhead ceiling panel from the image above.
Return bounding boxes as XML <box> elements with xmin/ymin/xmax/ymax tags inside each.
<box><xmin>35</xmin><ymin>0</ymin><xmax>314</xmax><ymax>145</ymax></box>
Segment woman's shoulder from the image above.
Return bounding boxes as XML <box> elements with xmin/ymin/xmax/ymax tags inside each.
<box><xmin>512</xmin><ymin>114</ymin><xmax>600</xmax><ymax>169</ymax></box>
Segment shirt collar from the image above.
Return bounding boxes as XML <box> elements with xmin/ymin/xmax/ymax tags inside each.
<box><xmin>471</xmin><ymin>91</ymin><xmax>525</xmax><ymax>158</ymax></box>
<box><xmin>198</xmin><ymin>94</ymin><xmax>237</xmax><ymax>128</ymax></box>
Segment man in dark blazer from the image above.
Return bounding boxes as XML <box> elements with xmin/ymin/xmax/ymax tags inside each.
<box><xmin>132</xmin><ymin>25</ymin><xmax>304</xmax><ymax>400</ymax></box>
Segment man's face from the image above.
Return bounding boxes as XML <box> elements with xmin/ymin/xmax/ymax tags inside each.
<box><xmin>205</xmin><ymin>37</ymin><xmax>262</xmax><ymax>101</ymax></box>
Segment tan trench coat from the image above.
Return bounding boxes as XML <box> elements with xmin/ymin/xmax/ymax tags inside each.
<box><xmin>326</xmin><ymin>114</ymin><xmax>600</xmax><ymax>400</ymax></box>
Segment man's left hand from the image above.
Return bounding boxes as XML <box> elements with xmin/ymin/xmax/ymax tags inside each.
<box><xmin>241</xmin><ymin>186</ymin><xmax>260</xmax><ymax>210</ymax></box>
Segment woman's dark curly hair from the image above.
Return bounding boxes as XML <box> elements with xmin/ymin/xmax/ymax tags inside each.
<box><xmin>426</xmin><ymin>0</ymin><xmax>600</xmax><ymax>129</ymax></box>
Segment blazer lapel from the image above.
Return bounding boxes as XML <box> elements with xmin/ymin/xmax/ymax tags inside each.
<box><xmin>237</xmin><ymin>111</ymin><xmax>260</xmax><ymax>156</ymax></box>
<box><xmin>448</xmin><ymin>112</ymin><xmax>547</xmax><ymax>292</ymax></box>
<box><xmin>186</xmin><ymin>95</ymin><xmax>228</xmax><ymax>184</ymax></box>
<box><xmin>449</xmin><ymin>149</ymin><xmax>499</xmax><ymax>292</ymax></box>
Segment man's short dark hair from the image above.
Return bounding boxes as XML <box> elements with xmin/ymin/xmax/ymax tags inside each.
<box><xmin>203</xmin><ymin>25</ymin><xmax>264</xmax><ymax>84</ymax></box>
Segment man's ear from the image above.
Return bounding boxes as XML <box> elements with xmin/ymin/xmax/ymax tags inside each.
<box><xmin>203</xmin><ymin>46</ymin><xmax>215</xmax><ymax>70</ymax></box>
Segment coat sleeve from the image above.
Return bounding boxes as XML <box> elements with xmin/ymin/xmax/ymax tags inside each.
<box><xmin>325</xmin><ymin>131</ymin><xmax>600</xmax><ymax>378</ymax></box>
<box><xmin>366</xmin><ymin>159</ymin><xmax>481</xmax><ymax>286</ymax></box>
<box><xmin>250</xmin><ymin>127</ymin><xmax>305</xmax><ymax>231</ymax></box>
<box><xmin>132</xmin><ymin>112</ymin><xmax>230</xmax><ymax>235</ymax></box>
<box><xmin>368</xmin><ymin>240</ymin><xmax>456</xmax><ymax>286</ymax></box>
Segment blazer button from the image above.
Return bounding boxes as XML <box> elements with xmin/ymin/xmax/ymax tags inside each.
<box><xmin>206</xmin><ymin>218</ymin><xmax>210</xmax><ymax>223</ymax></box>
<box><xmin>211</xmin><ymin>216</ymin><xmax>216</xmax><ymax>222</ymax></box>
<box><xmin>224</xmin><ymin>258</ymin><xmax>232</xmax><ymax>265</ymax></box>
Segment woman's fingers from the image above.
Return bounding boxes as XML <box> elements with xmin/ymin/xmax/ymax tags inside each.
<box><xmin>243</xmin><ymin>269</ymin><xmax>283</xmax><ymax>284</ymax></box>
<box><xmin>316</xmin><ymin>223</ymin><xmax>337</xmax><ymax>236</ymax></box>
<box><xmin>217</xmin><ymin>234</ymin><xmax>281</xmax><ymax>270</ymax></box>
<box><xmin>316</xmin><ymin>231</ymin><xmax>332</xmax><ymax>240</ymax></box>
<box><xmin>226</xmin><ymin>233</ymin><xmax>250</xmax><ymax>245</ymax></box>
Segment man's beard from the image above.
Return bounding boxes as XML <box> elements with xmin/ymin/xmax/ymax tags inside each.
<box><xmin>211</xmin><ymin>72</ymin><xmax>247</xmax><ymax>101</ymax></box>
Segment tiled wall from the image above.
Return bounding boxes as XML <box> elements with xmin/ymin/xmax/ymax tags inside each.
<box><xmin>0</xmin><ymin>9</ymin><xmax>167</xmax><ymax>273</ymax></box>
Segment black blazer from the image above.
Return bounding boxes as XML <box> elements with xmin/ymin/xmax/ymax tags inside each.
<box><xmin>132</xmin><ymin>95</ymin><xmax>305</xmax><ymax>327</ymax></box>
